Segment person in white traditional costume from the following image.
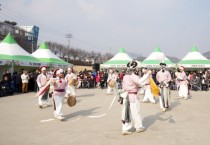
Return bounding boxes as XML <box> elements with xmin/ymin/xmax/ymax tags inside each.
<box><xmin>106</xmin><ymin>69</ymin><xmax>118</xmax><ymax>95</ymax></box>
<box><xmin>156</xmin><ymin>63</ymin><xmax>172</xmax><ymax>112</ymax></box>
<box><xmin>119</xmin><ymin>61</ymin><xmax>151</xmax><ymax>135</ymax></box>
<box><xmin>51</xmin><ymin>68</ymin><xmax>67</xmax><ymax>120</ymax></box>
<box><xmin>36</xmin><ymin>66</ymin><xmax>52</xmax><ymax>108</ymax></box>
<box><xmin>176</xmin><ymin>66</ymin><xmax>189</xmax><ymax>100</ymax></box>
<box><xmin>65</xmin><ymin>68</ymin><xmax>77</xmax><ymax>98</ymax></box>
<box><xmin>141</xmin><ymin>67</ymin><xmax>156</xmax><ymax>104</ymax></box>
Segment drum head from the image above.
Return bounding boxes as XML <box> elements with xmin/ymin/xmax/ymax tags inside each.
<box><xmin>67</xmin><ymin>95</ymin><xmax>76</xmax><ymax>107</ymax></box>
<box><xmin>108</xmin><ymin>80</ymin><xmax>116</xmax><ymax>88</ymax></box>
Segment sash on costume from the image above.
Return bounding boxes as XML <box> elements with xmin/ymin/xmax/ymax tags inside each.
<box><xmin>36</xmin><ymin>80</ymin><xmax>51</xmax><ymax>98</ymax></box>
<box><xmin>119</xmin><ymin>90</ymin><xmax>131</xmax><ymax>124</ymax></box>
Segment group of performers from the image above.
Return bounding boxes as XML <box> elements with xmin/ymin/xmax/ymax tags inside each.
<box><xmin>35</xmin><ymin>61</ymin><xmax>189</xmax><ymax>135</ymax></box>
<box><xmin>36</xmin><ymin>66</ymin><xmax>77</xmax><ymax>121</ymax></box>
<box><xmin>115</xmin><ymin>60</ymin><xmax>189</xmax><ymax>135</ymax></box>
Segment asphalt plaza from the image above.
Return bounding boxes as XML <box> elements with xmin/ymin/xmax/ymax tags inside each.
<box><xmin>0</xmin><ymin>89</ymin><xmax>210</xmax><ymax>145</ymax></box>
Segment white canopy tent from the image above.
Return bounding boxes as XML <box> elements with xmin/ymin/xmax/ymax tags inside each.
<box><xmin>32</xmin><ymin>42</ymin><xmax>72</xmax><ymax>68</ymax></box>
<box><xmin>178</xmin><ymin>46</ymin><xmax>210</xmax><ymax>68</ymax></box>
<box><xmin>141</xmin><ymin>47</ymin><xmax>175</xmax><ymax>68</ymax></box>
<box><xmin>100</xmin><ymin>48</ymin><xmax>140</xmax><ymax>69</ymax></box>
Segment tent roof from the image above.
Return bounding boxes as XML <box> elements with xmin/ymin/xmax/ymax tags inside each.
<box><xmin>178</xmin><ymin>46</ymin><xmax>210</xmax><ymax>66</ymax></box>
<box><xmin>1</xmin><ymin>33</ymin><xmax>17</xmax><ymax>44</ymax></box>
<box><xmin>104</xmin><ymin>48</ymin><xmax>132</xmax><ymax>64</ymax></box>
<box><xmin>0</xmin><ymin>33</ymin><xmax>40</xmax><ymax>63</ymax></box>
<box><xmin>142</xmin><ymin>47</ymin><xmax>174</xmax><ymax>65</ymax></box>
<box><xmin>32</xmin><ymin>42</ymin><xmax>70</xmax><ymax>65</ymax></box>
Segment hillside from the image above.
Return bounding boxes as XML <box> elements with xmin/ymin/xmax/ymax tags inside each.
<box><xmin>203</xmin><ymin>51</ymin><xmax>210</xmax><ymax>59</ymax></box>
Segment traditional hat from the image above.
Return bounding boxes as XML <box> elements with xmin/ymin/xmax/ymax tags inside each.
<box><xmin>160</xmin><ymin>62</ymin><xmax>166</xmax><ymax>66</ymax></box>
<box><xmin>180</xmin><ymin>66</ymin><xmax>185</xmax><ymax>71</ymax></box>
<box><xmin>67</xmin><ymin>95</ymin><xmax>76</xmax><ymax>107</ymax></box>
<box><xmin>53</xmin><ymin>68</ymin><xmax>64</xmax><ymax>76</ymax></box>
<box><xmin>127</xmin><ymin>61</ymin><xmax>138</xmax><ymax>69</ymax></box>
<box><xmin>53</xmin><ymin>68</ymin><xmax>59</xmax><ymax>76</ymax></box>
<box><xmin>68</xmin><ymin>68</ymin><xmax>73</xmax><ymax>71</ymax></box>
<box><xmin>40</xmin><ymin>66</ymin><xmax>47</xmax><ymax>71</ymax></box>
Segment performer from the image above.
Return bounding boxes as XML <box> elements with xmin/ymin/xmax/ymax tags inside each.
<box><xmin>156</xmin><ymin>63</ymin><xmax>172</xmax><ymax>112</ymax></box>
<box><xmin>36</xmin><ymin>66</ymin><xmax>51</xmax><ymax>108</ymax></box>
<box><xmin>120</xmin><ymin>61</ymin><xmax>151</xmax><ymax>135</ymax></box>
<box><xmin>177</xmin><ymin>66</ymin><xmax>188</xmax><ymax>100</ymax></box>
<box><xmin>141</xmin><ymin>67</ymin><xmax>156</xmax><ymax>104</ymax></box>
<box><xmin>65</xmin><ymin>68</ymin><xmax>77</xmax><ymax>97</ymax></box>
<box><xmin>106</xmin><ymin>69</ymin><xmax>118</xmax><ymax>95</ymax></box>
<box><xmin>51</xmin><ymin>68</ymin><xmax>67</xmax><ymax>120</ymax></box>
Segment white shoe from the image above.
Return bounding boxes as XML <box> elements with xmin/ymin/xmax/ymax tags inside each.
<box><xmin>141</xmin><ymin>100</ymin><xmax>148</xmax><ymax>103</ymax></box>
<box><xmin>122</xmin><ymin>130</ymin><xmax>132</xmax><ymax>135</ymax></box>
<box><xmin>58</xmin><ymin>116</ymin><xmax>65</xmax><ymax>120</ymax></box>
<box><xmin>162</xmin><ymin>108</ymin><xmax>166</xmax><ymax>112</ymax></box>
<box><xmin>54</xmin><ymin>115</ymin><xmax>64</xmax><ymax>120</ymax></box>
<box><xmin>183</xmin><ymin>97</ymin><xmax>188</xmax><ymax>100</ymax></box>
<box><xmin>136</xmin><ymin>127</ymin><xmax>145</xmax><ymax>133</ymax></box>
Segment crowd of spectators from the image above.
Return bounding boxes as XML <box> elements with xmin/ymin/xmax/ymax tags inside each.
<box><xmin>1</xmin><ymin>68</ymin><xmax>210</xmax><ymax>97</ymax></box>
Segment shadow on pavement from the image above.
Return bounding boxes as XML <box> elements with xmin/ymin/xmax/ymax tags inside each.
<box><xmin>64</xmin><ymin>107</ymin><xmax>101</xmax><ymax>120</ymax></box>
<box><xmin>77</xmin><ymin>93</ymin><xmax>95</xmax><ymax>97</ymax></box>
<box><xmin>143</xmin><ymin>112</ymin><xmax>176</xmax><ymax>129</ymax></box>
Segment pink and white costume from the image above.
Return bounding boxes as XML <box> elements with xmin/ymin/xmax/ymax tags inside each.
<box><xmin>177</xmin><ymin>71</ymin><xmax>188</xmax><ymax>99</ymax></box>
<box><xmin>142</xmin><ymin>74</ymin><xmax>155</xmax><ymax>103</ymax></box>
<box><xmin>65</xmin><ymin>72</ymin><xmax>77</xmax><ymax>97</ymax></box>
<box><xmin>52</xmin><ymin>75</ymin><xmax>67</xmax><ymax>119</ymax></box>
<box><xmin>121</xmin><ymin>73</ymin><xmax>149</xmax><ymax>132</ymax></box>
<box><xmin>107</xmin><ymin>72</ymin><xmax>118</xmax><ymax>94</ymax></box>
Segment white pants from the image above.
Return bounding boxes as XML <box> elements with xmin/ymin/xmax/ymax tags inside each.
<box><xmin>66</xmin><ymin>85</ymin><xmax>76</xmax><ymax>96</ymax></box>
<box><xmin>142</xmin><ymin>87</ymin><xmax>155</xmax><ymax>103</ymax></box>
<box><xmin>107</xmin><ymin>85</ymin><xmax>118</xmax><ymax>95</ymax></box>
<box><xmin>38</xmin><ymin>87</ymin><xmax>49</xmax><ymax>105</ymax></box>
<box><xmin>122</xmin><ymin>100</ymin><xmax>144</xmax><ymax>131</ymax></box>
<box><xmin>179</xmin><ymin>84</ymin><xmax>188</xmax><ymax>98</ymax></box>
<box><xmin>53</xmin><ymin>95</ymin><xmax>64</xmax><ymax>117</ymax></box>
<box><xmin>159</xmin><ymin>87</ymin><xmax>170</xmax><ymax>109</ymax></box>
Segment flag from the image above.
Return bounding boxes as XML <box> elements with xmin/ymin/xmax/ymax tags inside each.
<box><xmin>149</xmin><ymin>77</ymin><xmax>160</xmax><ymax>97</ymax></box>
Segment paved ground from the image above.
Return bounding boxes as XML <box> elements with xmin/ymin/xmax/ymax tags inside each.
<box><xmin>0</xmin><ymin>88</ymin><xmax>210</xmax><ymax>145</ymax></box>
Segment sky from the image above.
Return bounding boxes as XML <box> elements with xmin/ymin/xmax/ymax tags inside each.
<box><xmin>1</xmin><ymin>0</ymin><xmax>210</xmax><ymax>59</ymax></box>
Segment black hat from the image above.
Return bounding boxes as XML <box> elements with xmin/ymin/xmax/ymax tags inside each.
<box><xmin>127</xmin><ymin>61</ymin><xmax>138</xmax><ymax>69</ymax></box>
<box><xmin>160</xmin><ymin>62</ymin><xmax>166</xmax><ymax>66</ymax></box>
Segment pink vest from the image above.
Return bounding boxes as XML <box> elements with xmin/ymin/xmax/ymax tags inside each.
<box><xmin>53</xmin><ymin>78</ymin><xmax>67</xmax><ymax>96</ymax></box>
<box><xmin>156</xmin><ymin>70</ymin><xmax>171</xmax><ymax>83</ymax></box>
<box><xmin>37</xmin><ymin>73</ymin><xmax>48</xmax><ymax>87</ymax></box>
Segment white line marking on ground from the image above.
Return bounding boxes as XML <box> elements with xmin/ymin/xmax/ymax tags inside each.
<box><xmin>88</xmin><ymin>114</ymin><xmax>106</xmax><ymax>118</ymax></box>
<box><xmin>40</xmin><ymin>118</ymin><xmax>54</xmax><ymax>122</ymax></box>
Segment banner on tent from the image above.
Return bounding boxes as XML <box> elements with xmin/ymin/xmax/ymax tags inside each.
<box><xmin>179</xmin><ymin>64</ymin><xmax>209</xmax><ymax>68</ymax></box>
<box><xmin>12</xmin><ymin>61</ymin><xmax>43</xmax><ymax>67</ymax></box>
<box><xmin>0</xmin><ymin>60</ymin><xmax>12</xmax><ymax>66</ymax></box>
<box><xmin>142</xmin><ymin>64</ymin><xmax>175</xmax><ymax>68</ymax></box>
<box><xmin>49</xmin><ymin>63</ymin><xmax>71</xmax><ymax>68</ymax></box>
<box><xmin>101</xmin><ymin>64</ymin><xmax>127</xmax><ymax>68</ymax></box>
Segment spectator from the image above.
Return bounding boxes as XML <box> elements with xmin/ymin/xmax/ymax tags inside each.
<box><xmin>95</xmin><ymin>71</ymin><xmax>101</xmax><ymax>88</ymax></box>
<box><xmin>21</xmin><ymin>70</ymin><xmax>29</xmax><ymax>93</ymax></box>
<box><xmin>34</xmin><ymin>69</ymin><xmax>40</xmax><ymax>92</ymax></box>
<box><xmin>0</xmin><ymin>76</ymin><xmax>11</xmax><ymax>96</ymax></box>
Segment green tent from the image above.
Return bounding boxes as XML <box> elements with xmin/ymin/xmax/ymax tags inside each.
<box><xmin>178</xmin><ymin>46</ymin><xmax>210</xmax><ymax>68</ymax></box>
<box><xmin>100</xmin><ymin>48</ymin><xmax>139</xmax><ymax>69</ymax></box>
<box><xmin>32</xmin><ymin>42</ymin><xmax>72</xmax><ymax>68</ymax></box>
<box><xmin>142</xmin><ymin>47</ymin><xmax>175</xmax><ymax>68</ymax></box>
<box><xmin>0</xmin><ymin>33</ymin><xmax>42</xmax><ymax>67</ymax></box>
